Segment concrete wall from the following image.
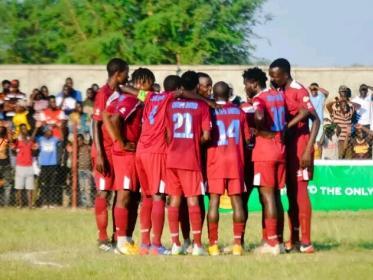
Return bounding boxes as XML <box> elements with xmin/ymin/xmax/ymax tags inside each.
<box><xmin>1</xmin><ymin>65</ymin><xmax>372</xmax><ymax>100</ymax></box>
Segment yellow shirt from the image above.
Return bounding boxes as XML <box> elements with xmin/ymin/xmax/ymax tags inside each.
<box><xmin>12</xmin><ymin>111</ymin><xmax>31</xmax><ymax>137</ymax></box>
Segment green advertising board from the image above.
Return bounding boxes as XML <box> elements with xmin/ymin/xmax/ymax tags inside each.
<box><xmin>218</xmin><ymin>160</ymin><xmax>373</xmax><ymax>212</ymax></box>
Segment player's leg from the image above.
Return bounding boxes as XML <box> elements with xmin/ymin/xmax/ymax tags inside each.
<box><xmin>95</xmin><ymin>190</ymin><xmax>111</xmax><ymax>250</ymax></box>
<box><xmin>275</xmin><ymin>189</ymin><xmax>284</xmax><ymax>243</ymax></box>
<box><xmin>179</xmin><ymin>196</ymin><xmax>191</xmax><ymax>251</ymax></box>
<box><xmin>150</xmin><ymin>193</ymin><xmax>168</xmax><ymax>255</ymax></box>
<box><xmin>207</xmin><ymin>193</ymin><xmax>220</xmax><ymax>256</ymax></box>
<box><xmin>297</xmin><ymin>179</ymin><xmax>313</xmax><ymax>253</ymax></box>
<box><xmin>186</xmin><ymin>195</ymin><xmax>205</xmax><ymax>255</ymax></box>
<box><xmin>126</xmin><ymin>191</ymin><xmax>140</xmax><ymax>242</ymax></box>
<box><xmin>230</xmin><ymin>194</ymin><xmax>245</xmax><ymax>256</ymax></box>
<box><xmin>139</xmin><ymin>194</ymin><xmax>153</xmax><ymax>253</ymax></box>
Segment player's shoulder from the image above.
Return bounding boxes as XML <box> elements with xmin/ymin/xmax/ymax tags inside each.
<box><xmin>240</xmin><ymin>101</ymin><xmax>255</xmax><ymax>113</ymax></box>
<box><xmin>289</xmin><ymin>80</ymin><xmax>308</xmax><ymax>93</ymax></box>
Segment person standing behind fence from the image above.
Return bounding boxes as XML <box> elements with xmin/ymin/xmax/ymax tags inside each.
<box><xmin>11</xmin><ymin>123</ymin><xmax>39</xmax><ymax>208</ymax></box>
<box><xmin>77</xmin><ymin>134</ymin><xmax>94</xmax><ymax>207</ymax></box>
<box><xmin>37</xmin><ymin>125</ymin><xmax>61</xmax><ymax>208</ymax></box>
<box><xmin>352</xmin><ymin>84</ymin><xmax>372</xmax><ymax>129</ymax></box>
<box><xmin>0</xmin><ymin>122</ymin><xmax>13</xmax><ymax>206</ymax></box>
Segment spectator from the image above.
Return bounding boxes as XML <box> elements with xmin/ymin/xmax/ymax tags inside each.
<box><xmin>4</xmin><ymin>80</ymin><xmax>27</xmax><ymax>119</ymax></box>
<box><xmin>91</xmin><ymin>83</ymin><xmax>99</xmax><ymax>94</ymax></box>
<box><xmin>0</xmin><ymin>80</ymin><xmax>11</xmax><ymax>102</ymax></box>
<box><xmin>40</xmin><ymin>85</ymin><xmax>49</xmax><ymax>97</ymax></box>
<box><xmin>68</xmin><ymin>103</ymin><xmax>90</xmax><ymax>141</ymax></box>
<box><xmin>31</xmin><ymin>91</ymin><xmax>49</xmax><ymax>121</ymax></box>
<box><xmin>29</xmin><ymin>88</ymin><xmax>41</xmax><ymax>102</ymax></box>
<box><xmin>319</xmin><ymin>122</ymin><xmax>340</xmax><ymax>160</ymax></box>
<box><xmin>11</xmin><ymin>123</ymin><xmax>38</xmax><ymax>208</ymax></box>
<box><xmin>56</xmin><ymin>84</ymin><xmax>77</xmax><ymax>115</ymax></box>
<box><xmin>39</xmin><ymin>95</ymin><xmax>67</xmax><ymax>140</ymax></box>
<box><xmin>61</xmin><ymin>77</ymin><xmax>82</xmax><ymax>102</ymax></box>
<box><xmin>326</xmin><ymin>98</ymin><xmax>356</xmax><ymax>158</ymax></box>
<box><xmin>0</xmin><ymin>122</ymin><xmax>13</xmax><ymax>206</ymax></box>
<box><xmin>343</xmin><ymin>125</ymin><xmax>372</xmax><ymax>159</ymax></box>
<box><xmin>76</xmin><ymin>134</ymin><xmax>94</xmax><ymax>207</ymax></box>
<box><xmin>37</xmin><ymin>125</ymin><xmax>61</xmax><ymax>208</ymax></box>
<box><xmin>82</xmin><ymin>87</ymin><xmax>95</xmax><ymax>117</ymax></box>
<box><xmin>352</xmin><ymin>84</ymin><xmax>372</xmax><ymax>129</ymax></box>
<box><xmin>228</xmin><ymin>83</ymin><xmax>243</xmax><ymax>106</ymax></box>
<box><xmin>12</xmin><ymin>100</ymin><xmax>32</xmax><ymax>137</ymax></box>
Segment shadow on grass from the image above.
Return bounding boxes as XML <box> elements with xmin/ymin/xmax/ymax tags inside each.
<box><xmin>313</xmin><ymin>242</ymin><xmax>340</xmax><ymax>251</ymax></box>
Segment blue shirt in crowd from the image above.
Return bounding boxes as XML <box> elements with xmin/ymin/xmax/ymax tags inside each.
<box><xmin>309</xmin><ymin>92</ymin><xmax>326</xmax><ymax>141</ymax></box>
<box><xmin>38</xmin><ymin>136</ymin><xmax>59</xmax><ymax>166</ymax></box>
<box><xmin>57</xmin><ymin>89</ymin><xmax>82</xmax><ymax>103</ymax></box>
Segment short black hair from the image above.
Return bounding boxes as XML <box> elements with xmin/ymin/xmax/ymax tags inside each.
<box><xmin>213</xmin><ymin>81</ymin><xmax>230</xmax><ymax>100</ymax></box>
<box><xmin>269</xmin><ymin>58</ymin><xmax>291</xmax><ymax>75</ymax></box>
<box><xmin>48</xmin><ymin>95</ymin><xmax>56</xmax><ymax>100</ymax></box>
<box><xmin>181</xmin><ymin>71</ymin><xmax>199</xmax><ymax>90</ymax></box>
<box><xmin>131</xmin><ymin>67</ymin><xmax>155</xmax><ymax>85</ymax></box>
<box><xmin>65</xmin><ymin>77</ymin><xmax>73</xmax><ymax>82</ymax></box>
<box><xmin>310</xmin><ymin>82</ymin><xmax>319</xmax><ymax>87</ymax></box>
<box><xmin>163</xmin><ymin>75</ymin><xmax>181</xmax><ymax>91</ymax></box>
<box><xmin>2</xmin><ymin>80</ymin><xmax>10</xmax><ymax>86</ymax></box>
<box><xmin>77</xmin><ymin>134</ymin><xmax>84</xmax><ymax>140</ymax></box>
<box><xmin>197</xmin><ymin>72</ymin><xmax>212</xmax><ymax>80</ymax></box>
<box><xmin>106</xmin><ymin>58</ymin><xmax>129</xmax><ymax>77</ymax></box>
<box><xmin>242</xmin><ymin>67</ymin><xmax>268</xmax><ymax>89</ymax></box>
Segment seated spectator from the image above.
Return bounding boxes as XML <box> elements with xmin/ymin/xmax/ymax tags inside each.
<box><xmin>0</xmin><ymin>122</ymin><xmax>13</xmax><ymax>206</ymax></box>
<box><xmin>319</xmin><ymin>122</ymin><xmax>340</xmax><ymax>160</ymax></box>
<box><xmin>327</xmin><ymin>96</ymin><xmax>358</xmax><ymax>158</ymax></box>
<box><xmin>40</xmin><ymin>85</ymin><xmax>49</xmax><ymax>97</ymax></box>
<box><xmin>343</xmin><ymin>124</ymin><xmax>372</xmax><ymax>159</ymax></box>
<box><xmin>57</xmin><ymin>77</ymin><xmax>82</xmax><ymax>102</ymax></box>
<box><xmin>68</xmin><ymin>103</ymin><xmax>90</xmax><ymax>141</ymax></box>
<box><xmin>37</xmin><ymin>125</ymin><xmax>61</xmax><ymax>208</ymax></box>
<box><xmin>82</xmin><ymin>87</ymin><xmax>95</xmax><ymax>118</ymax></box>
<box><xmin>56</xmin><ymin>84</ymin><xmax>77</xmax><ymax>115</ymax></box>
<box><xmin>352</xmin><ymin>84</ymin><xmax>372</xmax><ymax>129</ymax></box>
<box><xmin>39</xmin><ymin>95</ymin><xmax>67</xmax><ymax>140</ymax></box>
<box><xmin>4</xmin><ymin>80</ymin><xmax>27</xmax><ymax>119</ymax></box>
<box><xmin>12</xmin><ymin>100</ymin><xmax>32</xmax><ymax>137</ymax></box>
<box><xmin>11</xmin><ymin>123</ymin><xmax>39</xmax><ymax>208</ymax></box>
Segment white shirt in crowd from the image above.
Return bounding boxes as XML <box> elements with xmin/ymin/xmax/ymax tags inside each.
<box><xmin>352</xmin><ymin>94</ymin><xmax>372</xmax><ymax>126</ymax></box>
<box><xmin>56</xmin><ymin>96</ymin><xmax>77</xmax><ymax>112</ymax></box>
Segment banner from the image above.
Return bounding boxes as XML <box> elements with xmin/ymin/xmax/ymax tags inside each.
<box><xmin>217</xmin><ymin>160</ymin><xmax>373</xmax><ymax>212</ymax></box>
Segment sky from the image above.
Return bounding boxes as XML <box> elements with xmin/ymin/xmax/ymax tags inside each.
<box><xmin>252</xmin><ymin>0</ymin><xmax>372</xmax><ymax>66</ymax></box>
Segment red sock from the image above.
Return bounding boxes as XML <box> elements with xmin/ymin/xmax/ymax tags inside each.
<box><xmin>140</xmin><ymin>197</ymin><xmax>153</xmax><ymax>246</ymax></box>
<box><xmin>208</xmin><ymin>222</ymin><xmax>218</xmax><ymax>246</ymax></box>
<box><xmin>114</xmin><ymin>206</ymin><xmax>128</xmax><ymax>237</ymax></box>
<box><xmin>188</xmin><ymin>205</ymin><xmax>202</xmax><ymax>247</ymax></box>
<box><xmin>168</xmin><ymin>206</ymin><xmax>180</xmax><ymax>246</ymax></box>
<box><xmin>298</xmin><ymin>181</ymin><xmax>312</xmax><ymax>244</ymax></box>
<box><xmin>95</xmin><ymin>197</ymin><xmax>108</xmax><ymax>241</ymax></box>
<box><xmin>265</xmin><ymin>218</ymin><xmax>278</xmax><ymax>246</ymax></box>
<box><xmin>151</xmin><ymin>200</ymin><xmax>165</xmax><ymax>247</ymax></box>
<box><xmin>233</xmin><ymin>222</ymin><xmax>245</xmax><ymax>245</ymax></box>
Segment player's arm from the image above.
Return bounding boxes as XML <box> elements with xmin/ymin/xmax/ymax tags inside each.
<box><xmin>201</xmin><ymin>130</ymin><xmax>211</xmax><ymax>144</ymax></box>
<box><xmin>119</xmin><ymin>85</ymin><xmax>149</xmax><ymax>102</ymax></box>
<box><xmin>181</xmin><ymin>89</ymin><xmax>221</xmax><ymax>109</ymax></box>
<box><xmin>301</xmin><ymin>109</ymin><xmax>320</xmax><ymax>168</ymax></box>
<box><xmin>253</xmin><ymin>100</ymin><xmax>276</xmax><ymax>138</ymax></box>
<box><xmin>92</xmin><ymin>119</ymin><xmax>107</xmax><ymax>174</ymax></box>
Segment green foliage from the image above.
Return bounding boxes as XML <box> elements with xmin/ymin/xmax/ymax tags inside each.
<box><xmin>0</xmin><ymin>0</ymin><xmax>266</xmax><ymax>64</ymax></box>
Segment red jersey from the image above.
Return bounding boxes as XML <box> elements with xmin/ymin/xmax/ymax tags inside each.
<box><xmin>92</xmin><ymin>84</ymin><xmax>120</xmax><ymax>149</ymax></box>
<box><xmin>15</xmin><ymin>138</ymin><xmax>34</xmax><ymax>166</ymax></box>
<box><xmin>106</xmin><ymin>93</ymin><xmax>143</xmax><ymax>155</ymax></box>
<box><xmin>39</xmin><ymin>108</ymin><xmax>66</xmax><ymax>139</ymax></box>
<box><xmin>283</xmin><ymin>80</ymin><xmax>315</xmax><ymax>135</ymax></box>
<box><xmin>252</xmin><ymin>88</ymin><xmax>286</xmax><ymax>162</ymax></box>
<box><xmin>207</xmin><ymin>102</ymin><xmax>249</xmax><ymax>179</ymax></box>
<box><xmin>166</xmin><ymin>99</ymin><xmax>211</xmax><ymax>171</ymax></box>
<box><xmin>137</xmin><ymin>91</ymin><xmax>174</xmax><ymax>154</ymax></box>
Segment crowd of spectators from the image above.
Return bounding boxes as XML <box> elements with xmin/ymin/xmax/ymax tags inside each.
<box><xmin>0</xmin><ymin>77</ymin><xmax>371</xmax><ymax>208</ymax></box>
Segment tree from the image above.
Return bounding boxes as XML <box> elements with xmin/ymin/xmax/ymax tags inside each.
<box><xmin>0</xmin><ymin>0</ymin><xmax>266</xmax><ymax>64</ymax></box>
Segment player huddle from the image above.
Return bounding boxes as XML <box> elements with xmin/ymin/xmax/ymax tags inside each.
<box><xmin>92</xmin><ymin>58</ymin><xmax>320</xmax><ymax>256</ymax></box>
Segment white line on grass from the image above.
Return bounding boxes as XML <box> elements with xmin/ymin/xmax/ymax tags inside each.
<box><xmin>0</xmin><ymin>250</ymin><xmax>65</xmax><ymax>268</ymax></box>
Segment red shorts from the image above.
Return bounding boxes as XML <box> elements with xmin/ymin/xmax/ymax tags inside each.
<box><xmin>112</xmin><ymin>153</ymin><xmax>139</xmax><ymax>192</ymax></box>
<box><xmin>287</xmin><ymin>134</ymin><xmax>314</xmax><ymax>182</ymax></box>
<box><xmin>253</xmin><ymin>161</ymin><xmax>286</xmax><ymax>188</ymax></box>
<box><xmin>207</xmin><ymin>178</ymin><xmax>245</xmax><ymax>195</ymax></box>
<box><xmin>92</xmin><ymin>147</ymin><xmax>115</xmax><ymax>191</ymax></box>
<box><xmin>136</xmin><ymin>153</ymin><xmax>166</xmax><ymax>196</ymax></box>
<box><xmin>166</xmin><ymin>168</ymin><xmax>204</xmax><ymax>197</ymax></box>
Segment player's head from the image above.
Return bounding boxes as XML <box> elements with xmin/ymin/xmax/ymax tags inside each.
<box><xmin>153</xmin><ymin>83</ymin><xmax>161</xmax><ymax>93</ymax></box>
<box><xmin>197</xmin><ymin>72</ymin><xmax>212</xmax><ymax>97</ymax></box>
<box><xmin>359</xmin><ymin>84</ymin><xmax>368</xmax><ymax>98</ymax></box>
<box><xmin>269</xmin><ymin>58</ymin><xmax>291</xmax><ymax>88</ymax></box>
<box><xmin>243</xmin><ymin>67</ymin><xmax>268</xmax><ymax>98</ymax></box>
<box><xmin>213</xmin><ymin>81</ymin><xmax>230</xmax><ymax>101</ymax></box>
<box><xmin>19</xmin><ymin>123</ymin><xmax>28</xmax><ymax>137</ymax></box>
<box><xmin>106</xmin><ymin>58</ymin><xmax>129</xmax><ymax>84</ymax></box>
<box><xmin>131</xmin><ymin>67</ymin><xmax>155</xmax><ymax>91</ymax></box>
<box><xmin>181</xmin><ymin>71</ymin><xmax>199</xmax><ymax>91</ymax></box>
<box><xmin>163</xmin><ymin>75</ymin><xmax>182</xmax><ymax>92</ymax></box>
